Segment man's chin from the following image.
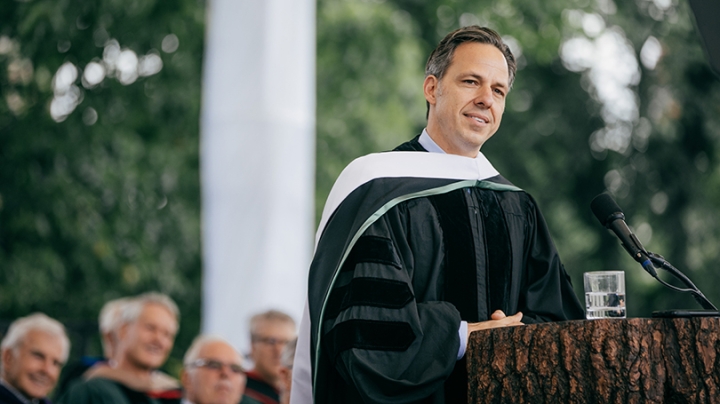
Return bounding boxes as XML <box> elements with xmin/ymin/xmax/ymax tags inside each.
<box><xmin>20</xmin><ymin>383</ymin><xmax>50</xmax><ymax>399</ymax></box>
<box><xmin>213</xmin><ymin>382</ymin><xmax>236</xmax><ymax>394</ymax></box>
<box><xmin>136</xmin><ymin>355</ymin><xmax>167</xmax><ymax>370</ymax></box>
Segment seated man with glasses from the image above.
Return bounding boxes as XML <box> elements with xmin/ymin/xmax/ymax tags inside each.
<box><xmin>241</xmin><ymin>310</ymin><xmax>295</xmax><ymax>404</ymax></box>
<box><xmin>181</xmin><ymin>335</ymin><xmax>246</xmax><ymax>404</ymax></box>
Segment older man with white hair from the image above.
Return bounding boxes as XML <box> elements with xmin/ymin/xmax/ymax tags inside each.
<box><xmin>180</xmin><ymin>335</ymin><xmax>246</xmax><ymax>404</ymax></box>
<box><xmin>0</xmin><ymin>312</ymin><xmax>70</xmax><ymax>404</ymax></box>
<box><xmin>58</xmin><ymin>292</ymin><xmax>181</xmax><ymax>404</ymax></box>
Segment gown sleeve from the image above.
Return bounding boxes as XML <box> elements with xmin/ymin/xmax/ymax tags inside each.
<box><xmin>320</xmin><ymin>199</ymin><xmax>462</xmax><ymax>403</ymax></box>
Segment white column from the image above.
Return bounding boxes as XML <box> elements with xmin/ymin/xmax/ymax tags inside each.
<box><xmin>200</xmin><ymin>0</ymin><xmax>315</xmax><ymax>353</ymax></box>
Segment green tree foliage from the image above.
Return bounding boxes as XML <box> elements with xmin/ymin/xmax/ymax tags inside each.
<box><xmin>316</xmin><ymin>0</ymin><xmax>720</xmax><ymax>316</ymax></box>
<box><xmin>0</xmin><ymin>0</ymin><xmax>205</xmax><ymax>364</ymax></box>
<box><xmin>315</xmin><ymin>0</ymin><xmax>427</xmax><ymax>216</ymax></box>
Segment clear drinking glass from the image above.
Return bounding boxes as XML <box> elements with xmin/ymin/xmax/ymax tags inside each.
<box><xmin>583</xmin><ymin>271</ymin><xmax>626</xmax><ymax>319</ymax></box>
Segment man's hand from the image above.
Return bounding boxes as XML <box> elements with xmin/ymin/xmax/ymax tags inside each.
<box><xmin>466</xmin><ymin>310</ymin><xmax>524</xmax><ymax>340</ymax></box>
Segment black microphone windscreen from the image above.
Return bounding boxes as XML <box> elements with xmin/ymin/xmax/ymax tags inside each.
<box><xmin>689</xmin><ymin>0</ymin><xmax>720</xmax><ymax>78</ymax></box>
<box><xmin>590</xmin><ymin>193</ymin><xmax>623</xmax><ymax>226</ymax></box>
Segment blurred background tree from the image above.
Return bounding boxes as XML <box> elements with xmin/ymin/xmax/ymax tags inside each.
<box><xmin>0</xmin><ymin>0</ymin><xmax>205</xmax><ymax>370</ymax></box>
<box><xmin>1</xmin><ymin>0</ymin><xmax>719</xmax><ymax>376</ymax></box>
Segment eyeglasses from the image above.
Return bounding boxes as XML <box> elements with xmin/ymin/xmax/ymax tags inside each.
<box><xmin>252</xmin><ymin>336</ymin><xmax>291</xmax><ymax>346</ymax></box>
<box><xmin>188</xmin><ymin>358</ymin><xmax>246</xmax><ymax>375</ymax></box>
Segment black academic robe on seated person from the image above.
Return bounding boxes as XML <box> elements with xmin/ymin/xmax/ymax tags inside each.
<box><xmin>57</xmin><ymin>377</ymin><xmax>181</xmax><ymax>404</ymax></box>
<box><xmin>304</xmin><ymin>137</ymin><xmax>584</xmax><ymax>404</ymax></box>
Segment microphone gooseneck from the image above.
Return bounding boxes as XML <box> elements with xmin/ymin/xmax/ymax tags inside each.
<box><xmin>590</xmin><ymin>193</ymin><xmax>717</xmax><ymax>311</ymax></box>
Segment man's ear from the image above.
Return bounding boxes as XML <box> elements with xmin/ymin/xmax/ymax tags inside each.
<box><xmin>249</xmin><ymin>342</ymin><xmax>258</xmax><ymax>362</ymax></box>
<box><xmin>1</xmin><ymin>348</ymin><xmax>15</xmax><ymax>375</ymax></box>
<box><xmin>115</xmin><ymin>324</ymin><xmax>131</xmax><ymax>354</ymax></box>
<box><xmin>423</xmin><ymin>75</ymin><xmax>439</xmax><ymax>106</ymax></box>
<box><xmin>118</xmin><ymin>323</ymin><xmax>130</xmax><ymax>340</ymax></box>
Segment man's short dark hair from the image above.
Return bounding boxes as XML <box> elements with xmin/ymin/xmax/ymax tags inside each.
<box><xmin>425</xmin><ymin>26</ymin><xmax>517</xmax><ymax>117</ymax></box>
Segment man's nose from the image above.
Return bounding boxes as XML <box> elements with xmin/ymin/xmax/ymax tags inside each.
<box><xmin>41</xmin><ymin>359</ymin><xmax>57</xmax><ymax>378</ymax></box>
<box><xmin>474</xmin><ymin>85</ymin><xmax>494</xmax><ymax>108</ymax></box>
<box><xmin>152</xmin><ymin>330</ymin><xmax>169</xmax><ymax>345</ymax></box>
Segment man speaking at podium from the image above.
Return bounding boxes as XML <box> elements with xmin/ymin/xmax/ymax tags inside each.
<box><xmin>292</xmin><ymin>26</ymin><xmax>584</xmax><ymax>404</ymax></box>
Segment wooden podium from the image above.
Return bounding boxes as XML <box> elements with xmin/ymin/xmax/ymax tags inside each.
<box><xmin>466</xmin><ymin>317</ymin><xmax>720</xmax><ymax>403</ymax></box>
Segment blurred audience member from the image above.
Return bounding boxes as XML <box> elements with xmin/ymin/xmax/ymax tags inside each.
<box><xmin>84</xmin><ymin>296</ymin><xmax>178</xmax><ymax>392</ymax></box>
<box><xmin>53</xmin><ymin>297</ymin><xmax>131</xmax><ymax>398</ymax></box>
<box><xmin>180</xmin><ymin>335</ymin><xmax>246</xmax><ymax>404</ymax></box>
<box><xmin>58</xmin><ymin>292</ymin><xmax>181</xmax><ymax>404</ymax></box>
<box><xmin>277</xmin><ymin>339</ymin><xmax>296</xmax><ymax>404</ymax></box>
<box><xmin>0</xmin><ymin>313</ymin><xmax>70</xmax><ymax>404</ymax></box>
<box><xmin>241</xmin><ymin>310</ymin><xmax>296</xmax><ymax>404</ymax></box>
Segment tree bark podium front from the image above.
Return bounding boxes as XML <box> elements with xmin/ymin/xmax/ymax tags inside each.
<box><xmin>467</xmin><ymin>317</ymin><xmax>720</xmax><ymax>403</ymax></box>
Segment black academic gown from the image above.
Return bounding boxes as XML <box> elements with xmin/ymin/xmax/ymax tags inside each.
<box><xmin>56</xmin><ymin>377</ymin><xmax>181</xmax><ymax>404</ymax></box>
<box><xmin>308</xmin><ymin>136</ymin><xmax>584</xmax><ymax>404</ymax></box>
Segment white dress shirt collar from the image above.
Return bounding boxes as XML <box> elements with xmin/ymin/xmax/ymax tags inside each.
<box><xmin>418</xmin><ymin>128</ymin><xmax>446</xmax><ymax>154</ymax></box>
<box><xmin>420</xmin><ymin>128</ymin><xmax>483</xmax><ymax>159</ymax></box>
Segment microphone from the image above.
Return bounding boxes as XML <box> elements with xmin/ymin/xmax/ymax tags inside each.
<box><xmin>590</xmin><ymin>193</ymin><xmax>657</xmax><ymax>277</ymax></box>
